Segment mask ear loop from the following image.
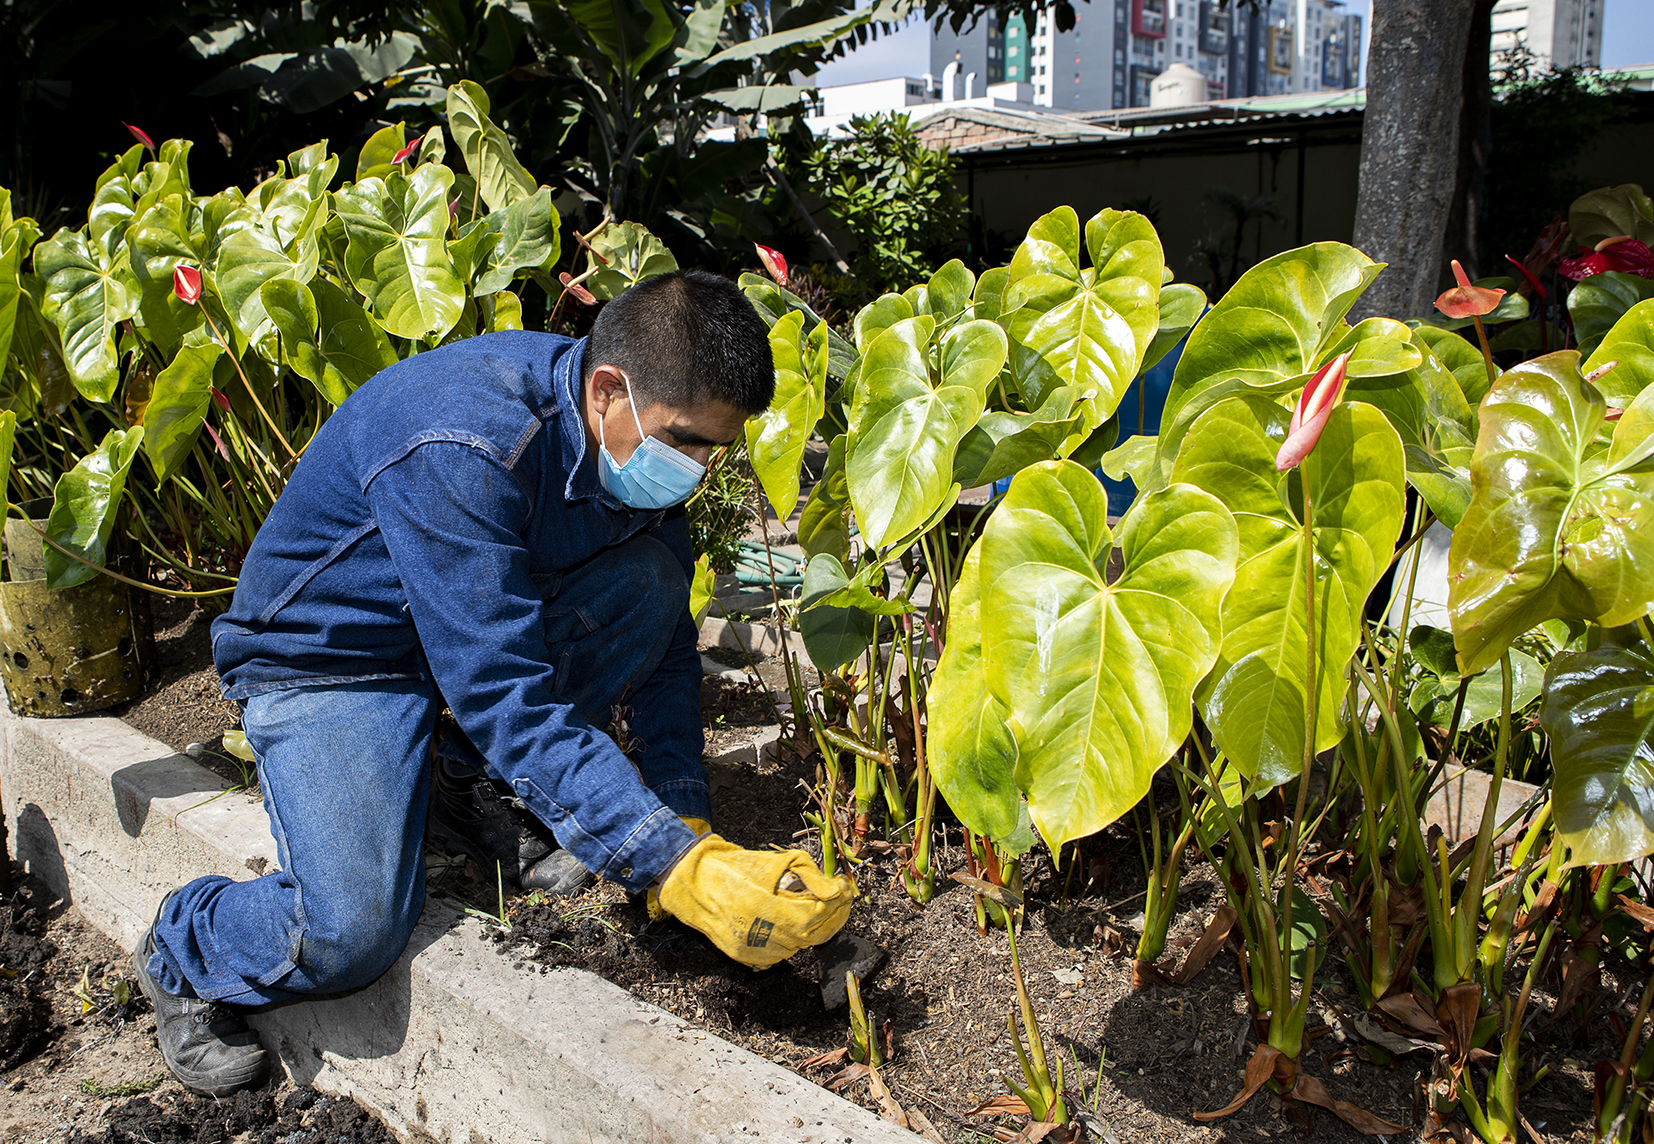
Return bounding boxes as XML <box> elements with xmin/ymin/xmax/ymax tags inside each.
<box><xmin>619</xmin><ymin>373</ymin><xmax>649</xmax><ymax>443</ymax></box>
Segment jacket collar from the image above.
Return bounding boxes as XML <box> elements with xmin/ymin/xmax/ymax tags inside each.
<box><xmin>554</xmin><ymin>336</ymin><xmax>629</xmax><ymax>512</ymax></box>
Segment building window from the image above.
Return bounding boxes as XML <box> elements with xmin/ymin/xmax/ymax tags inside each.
<box><xmin>1009</xmin><ymin>45</ymin><xmax>1020</xmax><ymax>56</ymax></box>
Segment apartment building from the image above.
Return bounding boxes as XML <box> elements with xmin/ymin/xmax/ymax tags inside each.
<box><xmin>1490</xmin><ymin>0</ymin><xmax>1603</xmax><ymax>69</ymax></box>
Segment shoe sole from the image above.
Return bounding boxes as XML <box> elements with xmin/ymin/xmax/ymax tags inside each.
<box><xmin>133</xmin><ymin>935</ymin><xmax>270</xmax><ymax>1098</ymax></box>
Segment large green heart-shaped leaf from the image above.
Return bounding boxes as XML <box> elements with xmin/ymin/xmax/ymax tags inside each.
<box><xmin>44</xmin><ymin>428</ymin><xmax>145</xmax><ymax>589</ymax></box>
<box><xmin>927</xmin><ymin>259</ymin><xmax>975</xmax><ymax>322</ymax></box>
<box><xmin>1584</xmin><ymin>298</ymin><xmax>1654</xmax><ymax>400</ymax></box>
<box><xmin>1155</xmin><ymin>242</ymin><xmax>1387</xmax><ymax>487</ymax></box>
<box><xmin>1173</xmin><ymin>397</ymin><xmax>1406</xmax><ymax>788</ymax></box>
<box><xmin>474</xmin><ymin>186</ymin><xmax>561</xmax><ymax>295</ymax></box>
<box><xmin>929</xmin><ymin>545</ymin><xmax>1022</xmax><ymax>841</ymax></box>
<box><xmin>799</xmin><ymin>553</ymin><xmax>876</xmax><ymax>672</ymax></box>
<box><xmin>215</xmin><ymin>193</ymin><xmax>325</xmax><ymax>349</ymax></box>
<box><xmin>1414</xmin><ymin>325</ymin><xmax>1494</xmax><ymax>408</ymax></box>
<box><xmin>1142</xmin><ymin>282</ymin><xmax>1206</xmax><ymax>373</ymax></box>
<box><xmin>335</xmin><ymin>167</ymin><xmax>465</xmax><ymax>340</ymax></box>
<box><xmin>1450</xmin><ymin>352</ymin><xmax>1654</xmax><ymax>674</ymax></box>
<box><xmin>1570</xmin><ymin>272</ymin><xmax>1654</xmax><ymax>364</ymax></box>
<box><xmin>798</xmin><ymin>434</ymin><xmax>851</xmax><ymax>563</ymax></box>
<box><xmin>584</xmin><ymin>222</ymin><xmax>678</xmax><ymax>301</ymax></box>
<box><xmin>142</xmin><ymin>343</ymin><xmax>221</xmax><ymax>483</ymax></box>
<box><xmin>126</xmin><ymin>197</ymin><xmax>207</xmax><ymax>355</ymax></box>
<box><xmin>1541</xmin><ymin>637</ymin><xmax>1654</xmax><ymax>867</ymax></box>
<box><xmin>0</xmin><ymin>226</ymin><xmax>27</xmax><ymax>377</ymax></box>
<box><xmin>846</xmin><ymin>317</ymin><xmax>978</xmax><ymax>550</ymax></box>
<box><xmin>356</xmin><ymin>121</ymin><xmax>409</xmax><ymax>181</ymax></box>
<box><xmin>746</xmin><ymin>311</ymin><xmax>826</xmax><ymax>517</ymax></box>
<box><xmin>446</xmin><ymin>81</ymin><xmax>537</xmax><ymax>214</ymax></box>
<box><xmin>979</xmin><ymin>462</ymin><xmax>1238</xmax><ymax>848</ymax></box>
<box><xmin>853</xmin><ymin>292</ymin><xmax>913</xmax><ymax>353</ymax></box>
<box><xmin>1003</xmin><ymin>207</ymin><xmax>1163</xmax><ymax>428</ymax></box>
<box><xmin>952</xmin><ymin>387</ymin><xmax>1086</xmax><ymax>488</ymax></box>
<box><xmin>261</xmin><ymin>278</ymin><xmax>396</xmax><ymax>405</ymax></box>
<box><xmin>35</xmin><ymin>227</ymin><xmax>139</xmax><ymax>402</ymax></box>
<box><xmin>739</xmin><ymin>273</ymin><xmax>856</xmax><ymax>383</ymax></box>
<box><xmin>1570</xmin><ymin>184</ymin><xmax>1654</xmax><ymax>250</ymax></box>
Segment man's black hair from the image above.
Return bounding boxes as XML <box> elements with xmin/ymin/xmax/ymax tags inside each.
<box><xmin>584</xmin><ymin>269</ymin><xmax>775</xmax><ymax>415</ymax></box>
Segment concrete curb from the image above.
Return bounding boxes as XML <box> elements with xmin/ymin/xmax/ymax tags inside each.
<box><xmin>0</xmin><ymin>709</ymin><xmax>915</xmax><ymax>1144</ymax></box>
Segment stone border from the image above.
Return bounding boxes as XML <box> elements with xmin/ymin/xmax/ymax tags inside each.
<box><xmin>0</xmin><ymin>709</ymin><xmax>914</xmax><ymax>1144</ymax></box>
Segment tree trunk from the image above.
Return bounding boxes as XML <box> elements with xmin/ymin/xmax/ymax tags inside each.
<box><xmin>1442</xmin><ymin>0</ymin><xmax>1498</xmax><ymax>280</ymax></box>
<box><xmin>1351</xmin><ymin>0</ymin><xmax>1484</xmax><ymax>321</ymax></box>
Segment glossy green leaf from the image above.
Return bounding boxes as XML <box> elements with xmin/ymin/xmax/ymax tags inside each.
<box><xmin>928</xmin><ymin>259</ymin><xmax>975</xmax><ymax>322</ymax></box>
<box><xmin>584</xmin><ymin>221</ymin><xmax>679</xmax><ymax>301</ymax></box>
<box><xmin>1410</xmin><ymin>649</ymin><xmax>1543</xmax><ymax>729</ymax></box>
<box><xmin>929</xmin><ymin>545</ymin><xmax>1021</xmax><ymax>841</ymax></box>
<box><xmin>1584</xmin><ymin>298</ymin><xmax>1654</xmax><ymax>401</ymax></box>
<box><xmin>940</xmin><ymin>318</ymin><xmax>1008</xmax><ymax>399</ymax></box>
<box><xmin>800</xmin><ymin>553</ymin><xmax>876</xmax><ymax>672</ymax></box>
<box><xmin>34</xmin><ymin>227</ymin><xmax>138</xmax><ymax>402</ymax></box>
<box><xmin>1541</xmin><ymin>636</ymin><xmax>1654</xmax><ymax>867</ymax></box>
<box><xmin>1155</xmin><ymin>242</ymin><xmax>1387</xmax><ymax>487</ymax></box>
<box><xmin>125</xmin><ymin>196</ymin><xmax>207</xmax><ymax>355</ymax></box>
<box><xmin>1173</xmin><ymin>397</ymin><xmax>1407</xmax><ymax>788</ymax></box>
<box><xmin>689</xmin><ymin>554</ymin><xmax>715</xmax><ymax>626</ymax></box>
<box><xmin>484</xmin><ymin>290</ymin><xmax>523</xmax><ymax>332</ymax></box>
<box><xmin>746</xmin><ymin>311</ymin><xmax>825</xmax><ymax>517</ymax></box>
<box><xmin>853</xmin><ymin>292</ymin><xmax>914</xmax><ymax>353</ymax></box>
<box><xmin>973</xmin><ymin>266</ymin><xmax>1010</xmax><ymax>320</ymax></box>
<box><xmin>952</xmin><ymin>387</ymin><xmax>1085</xmax><ymax>488</ymax></box>
<box><xmin>356</xmin><ymin>121</ymin><xmax>409</xmax><ymax>181</ymax></box>
<box><xmin>807</xmin><ymin>558</ymin><xmax>916</xmax><ymax>616</ymax></box>
<box><xmin>1569</xmin><ymin>272</ymin><xmax>1654</xmax><ymax>363</ymax></box>
<box><xmin>0</xmin><ymin>227</ymin><xmax>26</xmax><ymax>376</ymax></box>
<box><xmin>334</xmin><ymin>167</ymin><xmax>465</xmax><ymax>340</ymax></box>
<box><xmin>43</xmin><ymin>428</ymin><xmax>144</xmax><ymax>589</ymax></box>
<box><xmin>1142</xmin><ymin>282</ymin><xmax>1206</xmax><ymax>372</ymax></box>
<box><xmin>0</xmin><ymin>409</ymin><xmax>17</xmax><ymax>514</ymax></box>
<box><xmin>445</xmin><ymin>220</ymin><xmax>500</xmax><ymax>289</ymax></box>
<box><xmin>1449</xmin><ymin>351</ymin><xmax>1654</xmax><ymax>675</ymax></box>
<box><xmin>216</xmin><ymin>193</ymin><xmax>325</xmax><ymax>349</ymax></box>
<box><xmin>739</xmin><ymin>273</ymin><xmax>856</xmax><ymax>382</ymax></box>
<box><xmin>142</xmin><ymin>343</ymin><xmax>220</xmax><ymax>483</ymax></box>
<box><xmin>979</xmin><ymin>463</ymin><xmax>1237</xmax><ymax>848</ymax></box>
<box><xmin>798</xmin><ymin>434</ymin><xmax>852</xmax><ymax>563</ymax></box>
<box><xmin>1415</xmin><ymin>325</ymin><xmax>1494</xmax><ymax>408</ymax></box>
<box><xmin>475</xmin><ymin>186</ymin><xmax>561</xmax><ymax>295</ymax></box>
<box><xmin>1570</xmin><ymin>184</ymin><xmax>1654</xmax><ymax>250</ymax></box>
<box><xmin>846</xmin><ymin>316</ymin><xmax>978</xmax><ymax>550</ymax></box>
<box><xmin>261</xmin><ymin>278</ymin><xmax>395</xmax><ymax>405</ymax></box>
<box><xmin>445</xmin><ymin>81</ymin><xmax>537</xmax><ymax>214</ymax></box>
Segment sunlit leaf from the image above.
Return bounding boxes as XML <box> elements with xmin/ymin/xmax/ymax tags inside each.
<box><xmin>445</xmin><ymin>80</ymin><xmax>537</xmax><ymax>214</ymax></box>
<box><xmin>799</xmin><ymin>552</ymin><xmax>876</xmax><ymax>672</ymax></box>
<box><xmin>141</xmin><ymin>343</ymin><xmax>220</xmax><ymax>483</ymax></box>
<box><xmin>334</xmin><ymin>167</ymin><xmax>465</xmax><ymax>340</ymax></box>
<box><xmin>44</xmin><ymin>428</ymin><xmax>145</xmax><ymax>589</ymax></box>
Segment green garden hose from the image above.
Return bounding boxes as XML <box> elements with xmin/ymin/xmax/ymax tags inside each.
<box><xmin>733</xmin><ymin>540</ymin><xmax>804</xmax><ymax>587</ymax></box>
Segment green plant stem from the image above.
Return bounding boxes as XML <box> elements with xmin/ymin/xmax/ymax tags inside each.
<box><xmin>200</xmin><ymin>308</ymin><xmax>297</xmax><ymax>460</ymax></box>
<box><xmin>1600</xmin><ymin>959</ymin><xmax>1654</xmax><ymax>1140</ymax></box>
<box><xmin>20</xmin><ymin>517</ymin><xmax>236</xmax><ymax>598</ymax></box>
<box><xmin>1471</xmin><ymin>313</ymin><xmax>1499</xmax><ymax>395</ymax></box>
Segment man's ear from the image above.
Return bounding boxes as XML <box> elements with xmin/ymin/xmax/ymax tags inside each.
<box><xmin>587</xmin><ymin>364</ymin><xmax>628</xmax><ymax>416</ymax></box>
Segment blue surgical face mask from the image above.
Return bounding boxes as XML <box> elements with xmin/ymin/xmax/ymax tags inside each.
<box><xmin>596</xmin><ymin>375</ymin><xmax>706</xmax><ymax>510</ymax></box>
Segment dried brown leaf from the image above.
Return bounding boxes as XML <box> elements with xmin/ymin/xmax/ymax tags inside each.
<box><xmin>823</xmin><ymin>1062</ymin><xmax>869</xmax><ymax>1091</ymax></box>
<box><xmin>907</xmin><ymin>1107</ymin><xmax>947</xmax><ymax>1144</ymax></box>
<box><xmin>1175</xmin><ymin>904</ymin><xmax>1239</xmax><ymax>984</ymax></box>
<box><xmin>1193</xmin><ymin>1043</ymin><xmax>1283</xmax><ymax>1120</ymax></box>
<box><xmin>968</xmin><ymin>1094</ymin><xmax>1033</xmax><ymax>1116</ymax></box>
<box><xmin>801</xmin><ymin>1047</ymin><xmax>849</xmax><ymax>1070</ymax></box>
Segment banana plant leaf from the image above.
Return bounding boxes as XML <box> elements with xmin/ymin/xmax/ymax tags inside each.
<box><xmin>1569</xmin><ymin>272</ymin><xmax>1654</xmax><ymax>364</ymax></box>
<box><xmin>1173</xmin><ymin>397</ymin><xmax>1407</xmax><ymax>789</ymax></box>
<box><xmin>1154</xmin><ymin>242</ymin><xmax>1397</xmax><ymax>489</ymax></box>
<box><xmin>746</xmin><ymin>311</ymin><xmax>826</xmax><ymax>518</ymax></box>
<box><xmin>334</xmin><ymin>167</ymin><xmax>466</xmax><ymax>341</ymax></box>
<box><xmin>1542</xmin><ymin>634</ymin><xmax>1654</xmax><ymax>867</ymax></box>
<box><xmin>446</xmin><ymin>81</ymin><xmax>538</xmax><ymax>214</ymax></box>
<box><xmin>929</xmin><ymin>545</ymin><xmax>1022</xmax><ymax>841</ymax></box>
<box><xmin>1583</xmin><ymin>298</ymin><xmax>1654</xmax><ymax>400</ymax></box>
<box><xmin>846</xmin><ymin>315</ymin><xmax>984</xmax><ymax>551</ymax></box>
<box><xmin>141</xmin><ymin>343</ymin><xmax>221</xmax><ymax>483</ymax></box>
<box><xmin>1449</xmin><ymin>352</ymin><xmax>1654</xmax><ymax>675</ymax></box>
<box><xmin>978</xmin><ymin>461</ymin><xmax>1238</xmax><ymax>848</ymax></box>
<box><xmin>43</xmin><ymin>428</ymin><xmax>145</xmax><ymax>589</ymax></box>
<box><xmin>34</xmin><ymin>227</ymin><xmax>139</xmax><ymax>402</ymax></box>
<box><xmin>799</xmin><ymin>552</ymin><xmax>877</xmax><ymax>672</ymax></box>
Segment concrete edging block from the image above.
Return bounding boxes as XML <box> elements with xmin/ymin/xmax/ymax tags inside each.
<box><xmin>0</xmin><ymin>708</ymin><xmax>915</xmax><ymax>1144</ymax></box>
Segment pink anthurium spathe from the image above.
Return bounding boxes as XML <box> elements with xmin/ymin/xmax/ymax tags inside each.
<box><xmin>559</xmin><ymin>272</ymin><xmax>596</xmax><ymax>306</ymax></box>
<box><xmin>1558</xmin><ymin>235</ymin><xmax>1654</xmax><ymax>281</ymax></box>
<box><xmin>173</xmin><ymin>265</ymin><xmax>202</xmax><ymax>306</ymax></box>
<box><xmin>210</xmin><ymin>387</ymin><xmax>230</xmax><ymax>413</ymax></box>
<box><xmin>1504</xmin><ymin>254</ymin><xmax>1548</xmax><ymax>299</ymax></box>
<box><xmin>392</xmin><ymin>137</ymin><xmax>421</xmax><ymax>165</ymax></box>
<box><xmin>1275</xmin><ymin>351</ymin><xmax>1353</xmax><ymax>472</ymax></box>
<box><xmin>1435</xmin><ymin>260</ymin><xmax>1506</xmax><ymax>319</ymax></box>
<box><xmin>125</xmin><ymin>123</ymin><xmax>155</xmax><ymax>150</ymax></box>
<box><xmin>755</xmin><ymin>243</ymin><xmax>789</xmax><ymax>286</ymax></box>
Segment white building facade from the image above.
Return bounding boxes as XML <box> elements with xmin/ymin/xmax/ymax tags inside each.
<box><xmin>1490</xmin><ymin>0</ymin><xmax>1603</xmax><ymax>69</ymax></box>
<box><xmin>931</xmin><ymin>0</ymin><xmax>1362</xmax><ymax>113</ymax></box>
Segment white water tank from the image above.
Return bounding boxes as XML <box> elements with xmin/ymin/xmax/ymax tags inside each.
<box><xmin>1150</xmin><ymin>63</ymin><xmax>1209</xmax><ymax>108</ymax></box>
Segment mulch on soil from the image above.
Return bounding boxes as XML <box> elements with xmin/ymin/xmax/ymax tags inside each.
<box><xmin>0</xmin><ymin>866</ymin><xmax>405</xmax><ymax>1144</ymax></box>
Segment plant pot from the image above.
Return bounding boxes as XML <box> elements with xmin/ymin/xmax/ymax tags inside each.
<box><xmin>0</xmin><ymin>502</ymin><xmax>155</xmax><ymax>717</ymax></box>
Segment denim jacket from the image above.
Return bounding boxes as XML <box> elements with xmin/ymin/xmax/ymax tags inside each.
<box><xmin>212</xmin><ymin>332</ymin><xmax>703</xmax><ymax>891</ymax></box>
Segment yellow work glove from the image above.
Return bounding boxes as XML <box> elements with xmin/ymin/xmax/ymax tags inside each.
<box><xmin>657</xmin><ymin>834</ymin><xmax>854</xmax><ymax>969</ymax></box>
<box><xmin>645</xmin><ymin>818</ymin><xmax>711</xmax><ymax>919</ymax></box>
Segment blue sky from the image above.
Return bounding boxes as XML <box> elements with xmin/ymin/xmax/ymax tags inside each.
<box><xmin>812</xmin><ymin>0</ymin><xmax>1654</xmax><ymax>88</ymax></box>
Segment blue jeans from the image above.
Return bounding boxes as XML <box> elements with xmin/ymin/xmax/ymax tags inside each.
<box><xmin>149</xmin><ymin>536</ymin><xmax>702</xmax><ymax>1006</ymax></box>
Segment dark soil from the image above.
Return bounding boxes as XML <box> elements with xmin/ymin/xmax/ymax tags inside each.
<box><xmin>0</xmin><ymin>866</ymin><xmax>403</xmax><ymax>1144</ymax></box>
<box><xmin>504</xmin><ymin>736</ymin><xmax>1623</xmax><ymax>1144</ymax></box>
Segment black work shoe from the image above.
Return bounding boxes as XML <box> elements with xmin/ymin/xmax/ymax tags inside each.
<box><xmin>426</xmin><ymin>754</ymin><xmax>595</xmax><ymax>895</ymax></box>
<box><xmin>133</xmin><ymin>921</ymin><xmax>269</xmax><ymax>1097</ymax></box>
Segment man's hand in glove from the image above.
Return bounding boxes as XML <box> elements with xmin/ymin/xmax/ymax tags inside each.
<box><xmin>656</xmin><ymin>833</ymin><xmax>854</xmax><ymax>969</ymax></box>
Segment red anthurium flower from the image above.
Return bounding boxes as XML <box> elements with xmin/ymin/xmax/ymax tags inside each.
<box><xmin>1435</xmin><ymin>260</ymin><xmax>1506</xmax><ymax>320</ymax></box>
<box><xmin>448</xmin><ymin>195</ymin><xmax>461</xmax><ymax>222</ymax></box>
<box><xmin>210</xmin><ymin>387</ymin><xmax>230</xmax><ymax>413</ymax></box>
<box><xmin>755</xmin><ymin>243</ymin><xmax>789</xmax><ymax>286</ymax></box>
<box><xmin>1558</xmin><ymin>236</ymin><xmax>1654</xmax><ymax>281</ymax></box>
<box><xmin>125</xmin><ymin>123</ymin><xmax>155</xmax><ymax>150</ymax></box>
<box><xmin>173</xmin><ymin>265</ymin><xmax>203</xmax><ymax>306</ymax></box>
<box><xmin>559</xmin><ymin>272</ymin><xmax>596</xmax><ymax>306</ymax></box>
<box><xmin>1275</xmin><ymin>351</ymin><xmax>1353</xmax><ymax>472</ymax></box>
<box><xmin>392</xmin><ymin>137</ymin><xmax>421</xmax><ymax>165</ymax></box>
<box><xmin>1504</xmin><ymin>254</ymin><xmax>1548</xmax><ymax>299</ymax></box>
<box><xmin>202</xmin><ymin>420</ymin><xmax>232</xmax><ymax>463</ymax></box>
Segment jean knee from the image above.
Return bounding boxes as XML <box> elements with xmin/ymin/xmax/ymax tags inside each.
<box><xmin>297</xmin><ymin>894</ymin><xmax>420</xmax><ymax>992</ymax></box>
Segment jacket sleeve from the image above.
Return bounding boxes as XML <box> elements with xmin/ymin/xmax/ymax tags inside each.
<box><xmin>625</xmin><ymin>508</ymin><xmax>712</xmax><ymax>824</ymax></box>
<box><xmin>365</xmin><ymin>440</ymin><xmax>698</xmax><ymax>891</ymax></box>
